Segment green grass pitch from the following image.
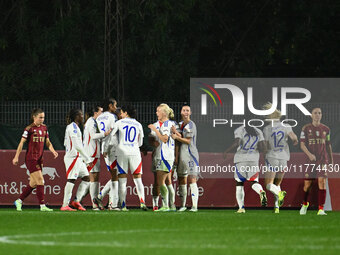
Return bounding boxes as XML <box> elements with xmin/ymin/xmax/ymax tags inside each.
<box><xmin>0</xmin><ymin>208</ymin><xmax>339</xmax><ymax>255</ymax></box>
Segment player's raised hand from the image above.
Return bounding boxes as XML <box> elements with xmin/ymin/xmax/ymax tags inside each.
<box><xmin>171</xmin><ymin>125</ymin><xmax>177</xmax><ymax>133</ymax></box>
<box><xmin>308</xmin><ymin>154</ymin><xmax>316</xmax><ymax>161</ymax></box>
<box><xmin>171</xmin><ymin>133</ymin><xmax>178</xmax><ymax>140</ymax></box>
<box><xmin>103</xmin><ymin>152</ymin><xmax>108</xmax><ymax>158</ymax></box>
<box><xmin>12</xmin><ymin>157</ymin><xmax>19</xmax><ymax>165</ymax></box>
<box><xmin>148</xmin><ymin>124</ymin><xmax>156</xmax><ymax>131</ymax></box>
<box><xmin>104</xmin><ymin>128</ymin><xmax>112</xmax><ymax>137</ymax></box>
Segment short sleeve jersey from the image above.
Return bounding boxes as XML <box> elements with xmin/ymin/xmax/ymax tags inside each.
<box><xmin>96</xmin><ymin>111</ymin><xmax>117</xmax><ymax>152</ymax></box>
<box><xmin>150</xmin><ymin>120</ymin><xmax>175</xmax><ymax>161</ymax></box>
<box><xmin>178</xmin><ymin>120</ymin><xmax>199</xmax><ymax>165</ymax></box>
<box><xmin>22</xmin><ymin>124</ymin><xmax>49</xmax><ymax>161</ymax></box>
<box><xmin>263</xmin><ymin>121</ymin><xmax>293</xmax><ymax>161</ymax></box>
<box><xmin>300</xmin><ymin>123</ymin><xmax>331</xmax><ymax>164</ymax></box>
<box><xmin>234</xmin><ymin>126</ymin><xmax>264</xmax><ymax>163</ymax></box>
<box><xmin>113</xmin><ymin>118</ymin><xmax>144</xmax><ymax>156</ymax></box>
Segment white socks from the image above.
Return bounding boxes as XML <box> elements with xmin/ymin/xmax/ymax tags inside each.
<box><xmin>90</xmin><ymin>182</ymin><xmax>99</xmax><ymax>207</ymax></box>
<box><xmin>275</xmin><ymin>185</ymin><xmax>281</xmax><ymax>208</ymax></box>
<box><xmin>118</xmin><ymin>178</ymin><xmax>127</xmax><ymax>208</ymax></box>
<box><xmin>266</xmin><ymin>183</ymin><xmax>280</xmax><ymax>196</ymax></box>
<box><xmin>75</xmin><ymin>181</ymin><xmax>90</xmax><ymax>202</ymax></box>
<box><xmin>251</xmin><ymin>182</ymin><xmax>264</xmax><ymax>195</ymax></box>
<box><xmin>236</xmin><ymin>186</ymin><xmax>245</xmax><ymax>209</ymax></box>
<box><xmin>160</xmin><ymin>184</ymin><xmax>169</xmax><ymax>208</ymax></box>
<box><xmin>62</xmin><ymin>182</ymin><xmax>75</xmax><ymax>207</ymax></box>
<box><xmin>190</xmin><ymin>183</ymin><xmax>198</xmax><ymax>209</ymax></box>
<box><xmin>179</xmin><ymin>184</ymin><xmax>187</xmax><ymax>207</ymax></box>
<box><xmin>152</xmin><ymin>196</ymin><xmax>159</xmax><ymax>208</ymax></box>
<box><xmin>133</xmin><ymin>178</ymin><xmax>145</xmax><ymax>204</ymax></box>
<box><xmin>167</xmin><ymin>184</ymin><xmax>175</xmax><ymax>208</ymax></box>
<box><xmin>110</xmin><ymin>181</ymin><xmax>119</xmax><ymax>207</ymax></box>
<box><xmin>99</xmin><ymin>180</ymin><xmax>111</xmax><ymax>199</ymax></box>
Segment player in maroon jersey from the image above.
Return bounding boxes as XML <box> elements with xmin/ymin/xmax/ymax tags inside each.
<box><xmin>12</xmin><ymin>108</ymin><xmax>58</xmax><ymax>211</ymax></box>
<box><xmin>299</xmin><ymin>107</ymin><xmax>333</xmax><ymax>215</ymax></box>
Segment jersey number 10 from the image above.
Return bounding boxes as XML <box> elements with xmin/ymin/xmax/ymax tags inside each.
<box><xmin>123</xmin><ymin>125</ymin><xmax>136</xmax><ymax>142</ymax></box>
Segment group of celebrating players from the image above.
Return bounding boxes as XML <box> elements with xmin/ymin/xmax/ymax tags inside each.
<box><xmin>12</xmin><ymin>99</ymin><xmax>199</xmax><ymax>213</ymax></box>
<box><xmin>12</xmin><ymin>99</ymin><xmax>333</xmax><ymax>215</ymax></box>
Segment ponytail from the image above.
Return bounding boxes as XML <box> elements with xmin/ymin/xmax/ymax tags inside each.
<box><xmin>159</xmin><ymin>103</ymin><xmax>174</xmax><ymax>120</ymax></box>
<box><xmin>30</xmin><ymin>108</ymin><xmax>44</xmax><ymax>123</ymax></box>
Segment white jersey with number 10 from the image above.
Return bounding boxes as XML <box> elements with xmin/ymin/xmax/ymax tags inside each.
<box><xmin>110</xmin><ymin>118</ymin><xmax>144</xmax><ymax>156</ymax></box>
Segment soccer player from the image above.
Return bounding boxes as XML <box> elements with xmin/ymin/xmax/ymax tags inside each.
<box><xmin>299</xmin><ymin>107</ymin><xmax>333</xmax><ymax>216</ymax></box>
<box><xmin>83</xmin><ymin>106</ymin><xmax>111</xmax><ymax>210</ymax></box>
<box><xmin>105</xmin><ymin>105</ymin><xmax>146</xmax><ymax>211</ymax></box>
<box><xmin>148</xmin><ymin>104</ymin><xmax>176</xmax><ymax>212</ymax></box>
<box><xmin>13</xmin><ymin>108</ymin><xmax>58</xmax><ymax>212</ymax></box>
<box><xmin>263</xmin><ymin>104</ymin><xmax>298</xmax><ymax>213</ymax></box>
<box><xmin>223</xmin><ymin>123</ymin><xmax>267</xmax><ymax>213</ymax></box>
<box><xmin>171</xmin><ymin>105</ymin><xmax>199</xmax><ymax>212</ymax></box>
<box><xmin>93</xmin><ymin>98</ymin><xmax>119</xmax><ymax>210</ymax></box>
<box><xmin>61</xmin><ymin>109</ymin><xmax>92</xmax><ymax>211</ymax></box>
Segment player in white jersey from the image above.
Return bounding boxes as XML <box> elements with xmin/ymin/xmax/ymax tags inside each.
<box><xmin>262</xmin><ymin>104</ymin><xmax>298</xmax><ymax>213</ymax></box>
<box><xmin>105</xmin><ymin>105</ymin><xmax>146</xmax><ymax>211</ymax></box>
<box><xmin>61</xmin><ymin>109</ymin><xmax>92</xmax><ymax>211</ymax></box>
<box><xmin>171</xmin><ymin>105</ymin><xmax>200</xmax><ymax>212</ymax></box>
<box><xmin>223</xmin><ymin>124</ymin><xmax>267</xmax><ymax>213</ymax></box>
<box><xmin>92</xmin><ymin>98</ymin><xmax>120</xmax><ymax>210</ymax></box>
<box><xmin>83</xmin><ymin>105</ymin><xmax>111</xmax><ymax>210</ymax></box>
<box><xmin>148</xmin><ymin>104</ymin><xmax>176</xmax><ymax>212</ymax></box>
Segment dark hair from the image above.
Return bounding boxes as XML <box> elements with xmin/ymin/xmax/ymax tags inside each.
<box><xmin>85</xmin><ymin>105</ymin><xmax>101</xmax><ymax>122</ymax></box>
<box><xmin>121</xmin><ymin>105</ymin><xmax>137</xmax><ymax>119</ymax></box>
<box><xmin>102</xmin><ymin>98</ymin><xmax>116</xmax><ymax>112</ymax></box>
<box><xmin>67</xmin><ymin>109</ymin><xmax>82</xmax><ymax>124</ymax></box>
<box><xmin>89</xmin><ymin>105</ymin><xmax>102</xmax><ymax>117</ymax></box>
<box><xmin>181</xmin><ymin>103</ymin><xmax>190</xmax><ymax>111</ymax></box>
<box><xmin>245</xmin><ymin>126</ymin><xmax>258</xmax><ymax>137</ymax></box>
<box><xmin>30</xmin><ymin>108</ymin><xmax>44</xmax><ymax>123</ymax></box>
<box><xmin>244</xmin><ymin>111</ymin><xmax>258</xmax><ymax>136</ymax></box>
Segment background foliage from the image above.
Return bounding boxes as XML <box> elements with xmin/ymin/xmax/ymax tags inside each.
<box><xmin>1</xmin><ymin>0</ymin><xmax>339</xmax><ymax>102</ymax></box>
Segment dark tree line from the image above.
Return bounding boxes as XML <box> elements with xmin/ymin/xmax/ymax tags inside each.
<box><xmin>1</xmin><ymin>0</ymin><xmax>339</xmax><ymax>102</ymax></box>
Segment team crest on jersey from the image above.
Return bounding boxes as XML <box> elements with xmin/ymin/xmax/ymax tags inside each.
<box><xmin>39</xmin><ymin>130</ymin><xmax>42</xmax><ymax>135</ymax></box>
<box><xmin>323</xmin><ymin>131</ymin><xmax>327</xmax><ymax>136</ymax></box>
<box><xmin>316</xmin><ymin>131</ymin><xmax>320</xmax><ymax>136</ymax></box>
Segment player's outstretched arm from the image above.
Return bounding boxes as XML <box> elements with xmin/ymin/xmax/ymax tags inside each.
<box><xmin>223</xmin><ymin>138</ymin><xmax>240</xmax><ymax>159</ymax></box>
<box><xmin>12</xmin><ymin>138</ymin><xmax>27</xmax><ymax>165</ymax></box>
<box><xmin>288</xmin><ymin>131</ymin><xmax>299</xmax><ymax>146</ymax></box>
<box><xmin>300</xmin><ymin>141</ymin><xmax>316</xmax><ymax>161</ymax></box>
<box><xmin>257</xmin><ymin>140</ymin><xmax>267</xmax><ymax>154</ymax></box>
<box><xmin>46</xmin><ymin>138</ymin><xmax>58</xmax><ymax>159</ymax></box>
<box><xmin>172</xmin><ymin>134</ymin><xmax>190</xmax><ymax>145</ymax></box>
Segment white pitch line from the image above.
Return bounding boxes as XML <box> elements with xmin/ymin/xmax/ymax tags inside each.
<box><xmin>1</xmin><ymin>230</ymin><xmax>340</xmax><ymax>250</ymax></box>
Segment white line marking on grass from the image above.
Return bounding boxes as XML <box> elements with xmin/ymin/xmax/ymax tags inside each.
<box><xmin>1</xmin><ymin>230</ymin><xmax>340</xmax><ymax>250</ymax></box>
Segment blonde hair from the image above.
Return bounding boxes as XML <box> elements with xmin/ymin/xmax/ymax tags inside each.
<box><xmin>263</xmin><ymin>102</ymin><xmax>281</xmax><ymax>120</ymax></box>
<box><xmin>158</xmin><ymin>103</ymin><xmax>174</xmax><ymax>120</ymax></box>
